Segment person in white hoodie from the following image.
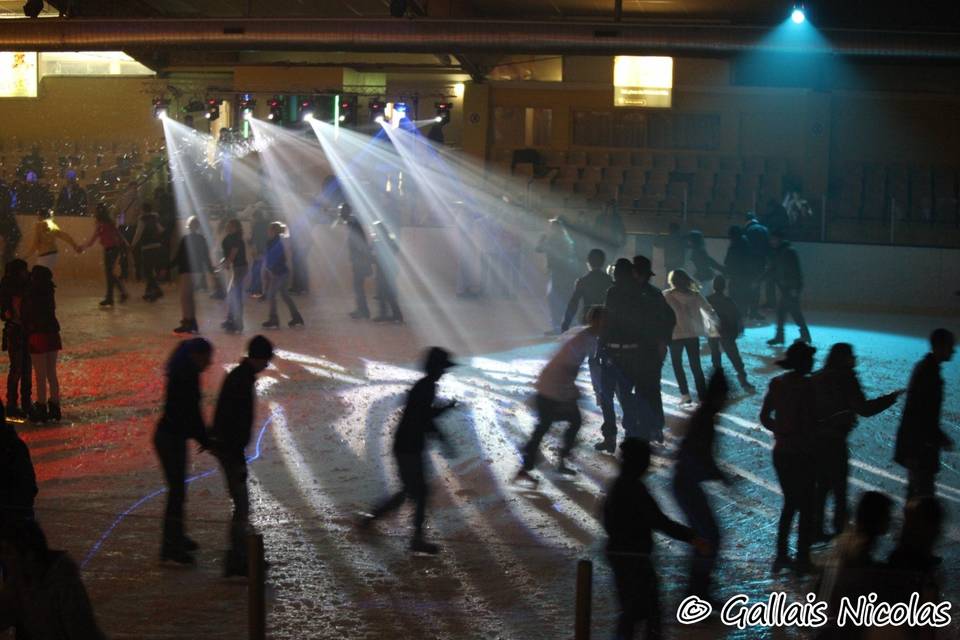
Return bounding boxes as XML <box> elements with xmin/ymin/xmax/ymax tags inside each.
<box><xmin>663</xmin><ymin>269</ymin><xmax>719</xmax><ymax>405</ymax></box>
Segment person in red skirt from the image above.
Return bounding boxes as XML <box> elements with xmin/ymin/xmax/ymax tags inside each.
<box><xmin>21</xmin><ymin>265</ymin><xmax>62</xmax><ymax>423</ymax></box>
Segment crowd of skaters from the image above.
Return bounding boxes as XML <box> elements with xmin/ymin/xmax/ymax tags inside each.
<box><xmin>0</xmin><ymin>177</ymin><xmax>956</xmax><ymax>638</ymax></box>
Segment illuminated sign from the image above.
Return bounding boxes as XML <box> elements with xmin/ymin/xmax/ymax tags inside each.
<box><xmin>0</xmin><ymin>52</ymin><xmax>38</xmax><ymax>98</ymax></box>
<box><xmin>613</xmin><ymin>56</ymin><xmax>673</xmax><ymax>108</ymax></box>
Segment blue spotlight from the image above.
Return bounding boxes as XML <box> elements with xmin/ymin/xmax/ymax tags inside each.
<box><xmin>791</xmin><ymin>6</ymin><xmax>805</xmax><ymax>24</ymax></box>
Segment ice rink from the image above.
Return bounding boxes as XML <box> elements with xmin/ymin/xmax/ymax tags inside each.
<box><xmin>17</xmin><ymin>284</ymin><xmax>960</xmax><ymax>639</ymax></box>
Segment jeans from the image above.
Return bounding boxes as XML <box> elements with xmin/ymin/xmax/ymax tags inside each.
<box><xmin>154</xmin><ymin>429</ymin><xmax>188</xmax><ymax>549</ymax></box>
<box><xmin>708</xmin><ymin>336</ymin><xmax>747</xmax><ymax>378</ymax></box>
<box><xmin>814</xmin><ymin>440</ymin><xmax>849</xmax><ymax>536</ymax></box>
<box><xmin>247</xmin><ymin>256</ymin><xmax>264</xmax><ymax>295</ymax></box>
<box><xmin>773</xmin><ymin>448</ymin><xmax>814</xmax><ymax>560</ymax></box>
<box><xmin>103</xmin><ymin>246</ymin><xmax>127</xmax><ymax>302</ymax></box>
<box><xmin>226</xmin><ymin>265</ymin><xmax>248</xmax><ymax>328</ymax></box>
<box><xmin>669</xmin><ymin>338</ymin><xmax>706</xmax><ymax>399</ymax></box>
<box><xmin>600</xmin><ymin>352</ymin><xmax>640</xmax><ymax>442</ymax></box>
<box><xmin>352</xmin><ymin>266</ymin><xmax>370</xmax><ymax>316</ymax></box>
<box><xmin>521</xmin><ymin>394</ymin><xmax>582</xmax><ymax>470</ymax></box>
<box><xmin>371</xmin><ymin>452</ymin><xmax>429</xmax><ymax>540</ymax></box>
<box><xmin>218</xmin><ymin>450</ymin><xmax>250</xmax><ymax>568</ymax></box>
<box><xmin>266</xmin><ymin>271</ymin><xmax>302</xmax><ymax>323</ymax></box>
<box><xmin>775</xmin><ymin>287</ymin><xmax>811</xmax><ymax>341</ymax></box>
<box><xmin>6</xmin><ymin>345</ymin><xmax>32</xmax><ymax>411</ymax></box>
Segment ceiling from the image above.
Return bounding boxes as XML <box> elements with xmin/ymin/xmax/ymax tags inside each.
<box><xmin>33</xmin><ymin>0</ymin><xmax>960</xmax><ymax>30</ymax></box>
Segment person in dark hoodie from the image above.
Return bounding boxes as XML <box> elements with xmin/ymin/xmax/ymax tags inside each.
<box><xmin>361</xmin><ymin>347</ymin><xmax>459</xmax><ymax>554</ymax></box>
<box><xmin>171</xmin><ymin>216</ymin><xmax>215</xmax><ymax>334</ymax></box>
<box><xmin>759</xmin><ymin>340</ymin><xmax>816</xmax><ymax>573</ymax></box>
<box><xmin>765</xmin><ymin>229</ymin><xmax>811</xmax><ymax>345</ymax></box>
<box><xmin>0</xmin><ymin>401</ymin><xmax>37</xmax><ymax>524</ymax></box>
<box><xmin>1</xmin><ymin>260</ymin><xmax>32</xmax><ymax>421</ymax></box>
<box><xmin>604</xmin><ymin>439</ymin><xmax>706</xmax><ymax>639</ymax></box>
<box><xmin>153</xmin><ymin>337</ymin><xmax>213</xmax><ymax>565</ymax></box>
<box><xmin>672</xmin><ymin>370</ymin><xmax>731</xmax><ymax>602</ymax></box>
<box><xmin>22</xmin><ymin>266</ymin><xmax>62</xmax><ymax>424</ymax></box>
<box><xmin>706</xmin><ymin>275</ymin><xmax>755</xmax><ymax>393</ymax></box>
<box><xmin>810</xmin><ymin>343</ymin><xmax>901</xmax><ymax>542</ymax></box>
<box><xmin>0</xmin><ymin>519</ymin><xmax>107</xmax><ymax>640</ymax></box>
<box><xmin>894</xmin><ymin>328</ymin><xmax>955</xmax><ymax>500</ymax></box>
<box><xmin>723</xmin><ymin>225</ymin><xmax>753</xmax><ymax>316</ymax></box>
<box><xmin>209</xmin><ymin>335</ymin><xmax>273</xmax><ymax>577</ymax></box>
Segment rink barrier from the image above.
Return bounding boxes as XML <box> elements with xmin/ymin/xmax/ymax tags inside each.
<box><xmin>248</xmin><ymin>533</ymin><xmax>266</xmax><ymax>640</ymax></box>
<box><xmin>575</xmin><ymin>558</ymin><xmax>593</xmax><ymax>640</ymax></box>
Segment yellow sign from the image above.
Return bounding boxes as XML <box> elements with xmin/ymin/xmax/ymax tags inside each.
<box><xmin>613</xmin><ymin>56</ymin><xmax>672</xmax><ymax>108</ymax></box>
<box><xmin>0</xmin><ymin>52</ymin><xmax>38</xmax><ymax>98</ymax></box>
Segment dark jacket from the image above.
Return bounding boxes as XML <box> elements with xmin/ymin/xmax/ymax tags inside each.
<box><xmin>393</xmin><ymin>377</ymin><xmax>449</xmax><ymax>455</ymax></box>
<box><xmin>706</xmin><ymin>291</ymin><xmax>743</xmax><ymax>339</ymax></box>
<box><xmin>55</xmin><ymin>185</ymin><xmax>87</xmax><ymax>216</ymax></box>
<box><xmin>894</xmin><ymin>354</ymin><xmax>950</xmax><ymax>473</ymax></box>
<box><xmin>210</xmin><ymin>360</ymin><xmax>257</xmax><ymax>454</ymax></box>
<box><xmin>743</xmin><ymin>220</ymin><xmax>769</xmax><ymax>269</ymax></box>
<box><xmin>11</xmin><ymin>550</ymin><xmax>108</xmax><ymax>640</ymax></box>
<box><xmin>689</xmin><ymin>246</ymin><xmax>723</xmax><ymax>284</ymax></box>
<box><xmin>811</xmin><ymin>368</ymin><xmax>898</xmax><ymax>442</ymax></box>
<box><xmin>22</xmin><ymin>281</ymin><xmax>59</xmax><ymax>337</ymax></box>
<box><xmin>0</xmin><ymin>273</ymin><xmax>28</xmax><ymax>350</ymax></box>
<box><xmin>724</xmin><ymin>234</ymin><xmax>753</xmax><ymax>280</ymax></box>
<box><xmin>768</xmin><ymin>241</ymin><xmax>803</xmax><ymax>291</ymax></box>
<box><xmin>156</xmin><ymin>360</ymin><xmax>208</xmax><ymax>444</ymax></box>
<box><xmin>602</xmin><ymin>280</ymin><xmax>675</xmax><ymax>348</ymax></box>
<box><xmin>759</xmin><ymin>371</ymin><xmax>814</xmax><ymax>453</ymax></box>
<box><xmin>562</xmin><ymin>268</ymin><xmax>613</xmax><ymax>331</ymax></box>
<box><xmin>173</xmin><ymin>232</ymin><xmax>213</xmax><ymax>274</ymax></box>
<box><xmin>0</xmin><ymin>422</ymin><xmax>38</xmax><ymax>518</ymax></box>
<box><xmin>604</xmin><ymin>475</ymin><xmax>694</xmax><ymax>555</ymax></box>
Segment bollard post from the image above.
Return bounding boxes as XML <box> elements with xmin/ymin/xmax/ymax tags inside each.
<box><xmin>247</xmin><ymin>533</ymin><xmax>266</xmax><ymax>640</ymax></box>
<box><xmin>575</xmin><ymin>558</ymin><xmax>593</xmax><ymax>640</ymax></box>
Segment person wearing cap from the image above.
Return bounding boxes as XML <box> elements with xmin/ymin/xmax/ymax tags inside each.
<box><xmin>765</xmin><ymin>229</ymin><xmax>811</xmax><ymax>345</ymax></box>
<box><xmin>516</xmin><ymin>306</ymin><xmax>605</xmax><ymax>484</ymax></box>
<box><xmin>604</xmin><ymin>439</ymin><xmax>708</xmax><ymax>638</ymax></box>
<box><xmin>54</xmin><ymin>171</ymin><xmax>87</xmax><ymax>217</ymax></box>
<box><xmin>894</xmin><ymin>328</ymin><xmax>956</xmax><ymax>500</ymax></box>
<box><xmin>631</xmin><ymin>255</ymin><xmax>676</xmax><ymax>443</ymax></box>
<box><xmin>340</xmin><ymin>203</ymin><xmax>374</xmax><ymax>320</ymax></box>
<box><xmin>361</xmin><ymin>347</ymin><xmax>459</xmax><ymax>554</ymax></box>
<box><xmin>810</xmin><ymin>343</ymin><xmax>902</xmax><ymax>543</ymax></box>
<box><xmin>596</xmin><ymin>259</ymin><xmax>645</xmax><ymax>452</ymax></box>
<box><xmin>759</xmin><ymin>340</ymin><xmax>817</xmax><ymax>573</ymax></box>
<box><xmin>209</xmin><ymin>335</ymin><xmax>274</xmax><ymax>577</ymax></box>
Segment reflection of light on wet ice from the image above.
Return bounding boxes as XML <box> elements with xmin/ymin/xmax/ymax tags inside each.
<box><xmin>361</xmin><ymin>360</ymin><xmax>420</xmax><ymax>383</ymax></box>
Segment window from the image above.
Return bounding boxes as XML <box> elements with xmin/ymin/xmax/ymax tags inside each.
<box><xmin>38</xmin><ymin>52</ymin><xmax>154</xmax><ymax>78</ymax></box>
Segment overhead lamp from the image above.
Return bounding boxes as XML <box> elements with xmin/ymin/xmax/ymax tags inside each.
<box><xmin>791</xmin><ymin>5</ymin><xmax>806</xmax><ymax>24</ymax></box>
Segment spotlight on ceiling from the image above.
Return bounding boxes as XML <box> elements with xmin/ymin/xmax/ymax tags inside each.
<box><xmin>152</xmin><ymin>96</ymin><xmax>170</xmax><ymax>120</ymax></box>
<box><xmin>791</xmin><ymin>6</ymin><xmax>806</xmax><ymax>24</ymax></box>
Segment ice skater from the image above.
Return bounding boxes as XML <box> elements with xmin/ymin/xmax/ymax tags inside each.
<box><xmin>24</xmin><ymin>210</ymin><xmax>82</xmax><ymax>272</ymax></box>
<box><xmin>171</xmin><ymin>216</ymin><xmax>215</xmax><ymax>334</ymax></box>
<box><xmin>209</xmin><ymin>335</ymin><xmax>273</xmax><ymax>577</ymax></box>
<box><xmin>371</xmin><ymin>220</ymin><xmax>403</xmax><ymax>323</ymax></box>
<box><xmin>759</xmin><ymin>341</ymin><xmax>817</xmax><ymax>573</ymax></box>
<box><xmin>604</xmin><ymin>439</ymin><xmax>707</xmax><ymax>639</ymax></box>
<box><xmin>261</xmin><ymin>222</ymin><xmax>304</xmax><ymax>329</ymax></box>
<box><xmin>894</xmin><ymin>328</ymin><xmax>955</xmax><ymax>500</ymax></box>
<box><xmin>672</xmin><ymin>370</ymin><xmax>731</xmax><ymax>602</ymax></box>
<box><xmin>154</xmin><ymin>337</ymin><xmax>213</xmax><ymax>565</ymax></box>
<box><xmin>515</xmin><ymin>306</ymin><xmax>605</xmax><ymax>485</ymax></box>
<box><xmin>360</xmin><ymin>347</ymin><xmax>459</xmax><ymax>554</ymax></box>
<box><xmin>765</xmin><ymin>229</ymin><xmax>811</xmax><ymax>345</ymax></box>
<box><xmin>81</xmin><ymin>204</ymin><xmax>130</xmax><ymax>307</ymax></box>
<box><xmin>218</xmin><ymin>218</ymin><xmax>248</xmax><ymax>334</ymax></box>
<box><xmin>22</xmin><ymin>266</ymin><xmax>63</xmax><ymax>423</ymax></box>
<box><xmin>340</xmin><ymin>204</ymin><xmax>373</xmax><ymax>320</ymax></box>
<box><xmin>810</xmin><ymin>343</ymin><xmax>901</xmax><ymax>542</ymax></box>
<box><xmin>131</xmin><ymin>205</ymin><xmax>165</xmax><ymax>302</ymax></box>
<box><xmin>706</xmin><ymin>275</ymin><xmax>755</xmax><ymax>393</ymax></box>
<box><xmin>561</xmin><ymin>248</ymin><xmax>612</xmax><ymax>406</ymax></box>
<box><xmin>663</xmin><ymin>269</ymin><xmax>717</xmax><ymax>405</ymax></box>
<box><xmin>1</xmin><ymin>259</ymin><xmax>32</xmax><ymax>421</ymax></box>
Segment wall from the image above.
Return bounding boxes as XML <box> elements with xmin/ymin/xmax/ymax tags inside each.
<box><xmin>0</xmin><ymin>76</ymin><xmax>162</xmax><ymax>154</ymax></box>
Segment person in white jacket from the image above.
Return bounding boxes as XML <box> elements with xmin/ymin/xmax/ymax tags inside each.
<box><xmin>663</xmin><ymin>269</ymin><xmax>719</xmax><ymax>405</ymax></box>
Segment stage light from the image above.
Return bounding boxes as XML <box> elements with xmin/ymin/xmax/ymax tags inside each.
<box><xmin>267</xmin><ymin>96</ymin><xmax>283</xmax><ymax>122</ymax></box>
<box><xmin>239</xmin><ymin>94</ymin><xmax>256</xmax><ymax>120</ymax></box>
<box><xmin>453</xmin><ymin>82</ymin><xmax>465</xmax><ymax>98</ymax></box>
<box><xmin>152</xmin><ymin>96</ymin><xmax>169</xmax><ymax>120</ymax></box>
<box><xmin>303</xmin><ymin>112</ymin><xmax>314</xmax><ymax>121</ymax></box>
<box><xmin>297</xmin><ymin>98</ymin><xmax>314</xmax><ymax>122</ymax></box>
<box><xmin>791</xmin><ymin>6</ymin><xmax>806</xmax><ymax>24</ymax></box>
<box><xmin>368</xmin><ymin>99</ymin><xmax>385</xmax><ymax>123</ymax></box>
<box><xmin>205</xmin><ymin>98</ymin><xmax>221</xmax><ymax>121</ymax></box>
<box><xmin>338</xmin><ymin>95</ymin><xmax>357</xmax><ymax>126</ymax></box>
<box><xmin>434</xmin><ymin>101</ymin><xmax>452</xmax><ymax>125</ymax></box>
